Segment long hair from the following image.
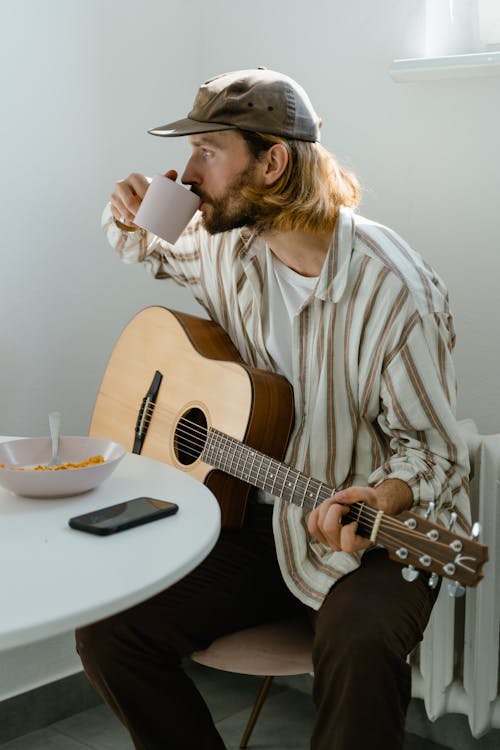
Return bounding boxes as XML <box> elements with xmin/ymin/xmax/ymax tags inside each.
<box><xmin>239</xmin><ymin>130</ymin><xmax>361</xmax><ymax>234</ymax></box>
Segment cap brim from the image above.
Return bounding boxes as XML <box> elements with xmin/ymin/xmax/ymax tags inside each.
<box><xmin>148</xmin><ymin>117</ymin><xmax>236</xmax><ymax>137</ymax></box>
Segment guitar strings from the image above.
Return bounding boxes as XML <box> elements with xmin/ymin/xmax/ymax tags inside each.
<box><xmin>145</xmin><ymin>409</ymin><xmax>438</xmax><ymax>544</ymax></box>
<box><xmin>156</xmin><ymin>419</ymin><xmax>449</xmax><ymax>559</ymax></box>
<box><xmin>146</xmin><ymin>410</ymin><xmax>393</xmax><ymax>523</ymax></box>
<box><xmin>137</xmin><ymin>402</ymin><xmax>462</xmax><ymax>564</ymax></box>
<box><xmin>140</xmin><ymin>407</ymin><xmax>389</xmax><ymax>538</ymax></box>
<box><xmin>156</xmin><ymin>415</ymin><xmax>467</xmax><ymax>573</ymax></box>
<box><xmin>141</xmin><ymin>404</ymin><xmax>418</xmax><ymax>536</ymax></box>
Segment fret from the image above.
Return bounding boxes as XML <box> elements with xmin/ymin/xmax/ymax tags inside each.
<box><xmin>255</xmin><ymin>452</ymin><xmax>266</xmax><ymax>492</ymax></box>
<box><xmin>301</xmin><ymin>476</ymin><xmax>313</xmax><ymax>509</ymax></box>
<box><xmin>221</xmin><ymin>434</ymin><xmax>229</xmax><ymax>470</ymax></box>
<box><xmin>242</xmin><ymin>444</ymin><xmax>253</xmax><ymax>481</ymax></box>
<box><xmin>220</xmin><ymin>433</ymin><xmax>229</xmax><ymax>471</ymax></box>
<box><xmin>312</xmin><ymin>482</ymin><xmax>323</xmax><ymax>509</ymax></box>
<box><xmin>242</xmin><ymin>447</ymin><xmax>254</xmax><ymax>483</ymax></box>
<box><xmin>248</xmin><ymin>450</ymin><xmax>257</xmax><ymax>485</ymax></box>
<box><xmin>227</xmin><ymin>434</ymin><xmax>239</xmax><ymax>477</ymax></box>
<box><xmin>248</xmin><ymin>449</ymin><xmax>258</xmax><ymax>485</ymax></box>
<box><xmin>203</xmin><ymin>429</ymin><xmax>216</xmax><ymax>466</ymax></box>
<box><xmin>289</xmin><ymin>470</ymin><xmax>301</xmax><ymax>506</ymax></box>
<box><xmin>263</xmin><ymin>457</ymin><xmax>275</xmax><ymax>494</ymax></box>
<box><xmin>304</xmin><ymin>480</ymin><xmax>316</xmax><ymax>510</ymax></box>
<box><xmin>263</xmin><ymin>455</ymin><xmax>273</xmax><ymax>493</ymax></box>
<box><xmin>234</xmin><ymin>439</ymin><xmax>244</xmax><ymax>480</ymax></box>
<box><xmin>218</xmin><ymin>432</ymin><xmax>228</xmax><ymax>471</ymax></box>
<box><xmin>281</xmin><ymin>466</ymin><xmax>292</xmax><ymax>500</ymax></box>
<box><xmin>354</xmin><ymin>502</ymin><xmax>365</xmax><ymax>523</ymax></box>
<box><xmin>212</xmin><ymin>430</ymin><xmax>221</xmax><ymax>465</ymax></box>
<box><xmin>221</xmin><ymin>433</ymin><xmax>229</xmax><ymax>473</ymax></box>
<box><xmin>269</xmin><ymin>458</ymin><xmax>280</xmax><ymax>495</ymax></box>
<box><xmin>319</xmin><ymin>484</ymin><xmax>332</xmax><ymax>504</ymax></box>
<box><xmin>235</xmin><ymin>437</ymin><xmax>246</xmax><ymax>481</ymax></box>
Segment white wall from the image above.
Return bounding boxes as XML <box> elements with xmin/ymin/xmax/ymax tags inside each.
<box><xmin>1</xmin><ymin>0</ymin><xmax>499</xmax><ymax>437</ymax></box>
<box><xmin>0</xmin><ymin>0</ymin><xmax>205</xmax><ymax>436</ymax></box>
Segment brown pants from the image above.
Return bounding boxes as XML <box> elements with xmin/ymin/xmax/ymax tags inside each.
<box><xmin>76</xmin><ymin>502</ymin><xmax>438</xmax><ymax>750</ymax></box>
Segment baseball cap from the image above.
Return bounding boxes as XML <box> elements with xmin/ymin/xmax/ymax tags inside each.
<box><xmin>148</xmin><ymin>68</ymin><xmax>321</xmax><ymax>143</ymax></box>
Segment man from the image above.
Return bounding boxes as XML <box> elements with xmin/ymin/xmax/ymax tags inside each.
<box><xmin>77</xmin><ymin>69</ymin><xmax>470</xmax><ymax>750</ymax></box>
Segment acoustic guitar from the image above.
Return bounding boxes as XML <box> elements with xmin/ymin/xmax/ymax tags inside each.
<box><xmin>90</xmin><ymin>306</ymin><xmax>488</xmax><ymax>591</ymax></box>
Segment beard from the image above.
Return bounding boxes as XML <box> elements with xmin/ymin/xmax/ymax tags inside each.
<box><xmin>192</xmin><ymin>165</ymin><xmax>265</xmax><ymax>235</ymax></box>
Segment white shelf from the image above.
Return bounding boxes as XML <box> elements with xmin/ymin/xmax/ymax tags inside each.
<box><xmin>389</xmin><ymin>51</ymin><xmax>500</xmax><ymax>81</ymax></box>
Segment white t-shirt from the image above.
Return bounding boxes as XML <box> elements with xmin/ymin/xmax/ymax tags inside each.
<box><xmin>263</xmin><ymin>246</ymin><xmax>318</xmax><ymax>381</ymax></box>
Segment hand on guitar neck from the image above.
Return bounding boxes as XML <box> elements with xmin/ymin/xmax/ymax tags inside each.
<box><xmin>307</xmin><ymin>479</ymin><xmax>413</xmax><ymax>553</ymax></box>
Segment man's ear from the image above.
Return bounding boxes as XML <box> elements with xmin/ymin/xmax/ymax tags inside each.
<box><xmin>261</xmin><ymin>143</ymin><xmax>289</xmax><ymax>186</ymax></box>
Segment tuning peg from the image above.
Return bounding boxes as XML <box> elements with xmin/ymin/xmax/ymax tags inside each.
<box><xmin>447</xmin><ymin>580</ymin><xmax>465</xmax><ymax>598</ymax></box>
<box><xmin>428</xmin><ymin>572</ymin><xmax>440</xmax><ymax>589</ymax></box>
<box><xmin>448</xmin><ymin>511</ymin><xmax>458</xmax><ymax>531</ymax></box>
<box><xmin>425</xmin><ymin>501</ymin><xmax>435</xmax><ymax>520</ymax></box>
<box><xmin>402</xmin><ymin>565</ymin><xmax>420</xmax><ymax>582</ymax></box>
<box><xmin>471</xmin><ymin>522</ymin><xmax>481</xmax><ymax>541</ymax></box>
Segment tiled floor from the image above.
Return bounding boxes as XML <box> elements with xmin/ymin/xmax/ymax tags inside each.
<box><xmin>0</xmin><ymin>662</ymin><xmax>452</xmax><ymax>749</ymax></box>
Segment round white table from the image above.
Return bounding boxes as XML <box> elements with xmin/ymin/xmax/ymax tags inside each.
<box><xmin>0</xmin><ymin>439</ymin><xmax>221</xmax><ymax>652</ymax></box>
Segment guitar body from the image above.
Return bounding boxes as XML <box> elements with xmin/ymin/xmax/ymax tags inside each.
<box><xmin>89</xmin><ymin>306</ymin><xmax>295</xmax><ymax>527</ymax></box>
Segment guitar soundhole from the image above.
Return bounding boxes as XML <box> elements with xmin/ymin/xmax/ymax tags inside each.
<box><xmin>174</xmin><ymin>407</ymin><xmax>207</xmax><ymax>465</ymax></box>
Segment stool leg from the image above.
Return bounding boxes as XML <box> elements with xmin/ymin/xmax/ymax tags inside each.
<box><xmin>239</xmin><ymin>675</ymin><xmax>274</xmax><ymax>749</ymax></box>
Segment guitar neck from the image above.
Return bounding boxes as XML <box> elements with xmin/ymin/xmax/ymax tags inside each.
<box><xmin>203</xmin><ymin>427</ymin><xmax>368</xmax><ymax>531</ymax></box>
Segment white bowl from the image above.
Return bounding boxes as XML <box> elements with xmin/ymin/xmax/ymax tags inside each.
<box><xmin>0</xmin><ymin>437</ymin><xmax>126</xmax><ymax>498</ymax></box>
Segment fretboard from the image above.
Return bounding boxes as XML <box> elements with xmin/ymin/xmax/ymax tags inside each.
<box><xmin>203</xmin><ymin>427</ymin><xmax>367</xmax><ymax>526</ymax></box>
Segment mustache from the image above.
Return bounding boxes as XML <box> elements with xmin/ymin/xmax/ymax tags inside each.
<box><xmin>188</xmin><ymin>186</ymin><xmax>210</xmax><ymax>202</ymax></box>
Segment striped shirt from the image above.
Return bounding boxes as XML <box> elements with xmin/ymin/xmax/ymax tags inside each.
<box><xmin>102</xmin><ymin>204</ymin><xmax>471</xmax><ymax>609</ymax></box>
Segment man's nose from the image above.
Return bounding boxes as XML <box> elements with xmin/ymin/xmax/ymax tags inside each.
<box><xmin>181</xmin><ymin>156</ymin><xmax>200</xmax><ymax>186</ymax></box>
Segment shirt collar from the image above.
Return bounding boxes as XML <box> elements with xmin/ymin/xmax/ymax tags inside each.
<box><xmin>315</xmin><ymin>206</ymin><xmax>356</xmax><ymax>303</ymax></box>
<box><xmin>238</xmin><ymin>226</ymin><xmax>262</xmax><ymax>259</ymax></box>
<box><xmin>238</xmin><ymin>205</ymin><xmax>356</xmax><ymax>303</ymax></box>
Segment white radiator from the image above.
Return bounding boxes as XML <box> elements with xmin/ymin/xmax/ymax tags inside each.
<box><xmin>411</xmin><ymin>422</ymin><xmax>500</xmax><ymax>738</ymax></box>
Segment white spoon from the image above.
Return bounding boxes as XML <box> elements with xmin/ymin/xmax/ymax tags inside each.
<box><xmin>46</xmin><ymin>411</ymin><xmax>62</xmax><ymax>467</ymax></box>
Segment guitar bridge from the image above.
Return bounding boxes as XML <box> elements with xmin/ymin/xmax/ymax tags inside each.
<box><xmin>133</xmin><ymin>370</ymin><xmax>163</xmax><ymax>454</ymax></box>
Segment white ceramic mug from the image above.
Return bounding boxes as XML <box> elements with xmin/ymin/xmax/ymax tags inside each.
<box><xmin>133</xmin><ymin>175</ymin><xmax>201</xmax><ymax>243</ymax></box>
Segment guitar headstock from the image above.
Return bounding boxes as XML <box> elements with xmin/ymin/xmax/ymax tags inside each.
<box><xmin>380</xmin><ymin>510</ymin><xmax>489</xmax><ymax>588</ymax></box>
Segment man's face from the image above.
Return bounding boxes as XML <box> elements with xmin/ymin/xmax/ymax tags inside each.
<box><xmin>182</xmin><ymin>131</ymin><xmax>264</xmax><ymax>234</ymax></box>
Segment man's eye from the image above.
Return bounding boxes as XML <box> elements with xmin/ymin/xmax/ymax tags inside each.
<box><xmin>202</xmin><ymin>149</ymin><xmax>213</xmax><ymax>159</ymax></box>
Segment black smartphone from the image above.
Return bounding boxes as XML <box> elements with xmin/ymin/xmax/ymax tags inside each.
<box><xmin>68</xmin><ymin>497</ymin><xmax>179</xmax><ymax>536</ymax></box>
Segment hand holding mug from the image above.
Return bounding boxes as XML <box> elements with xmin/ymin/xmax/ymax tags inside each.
<box><xmin>133</xmin><ymin>173</ymin><xmax>200</xmax><ymax>243</ymax></box>
<box><xmin>110</xmin><ymin>170</ymin><xmax>179</xmax><ymax>229</ymax></box>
